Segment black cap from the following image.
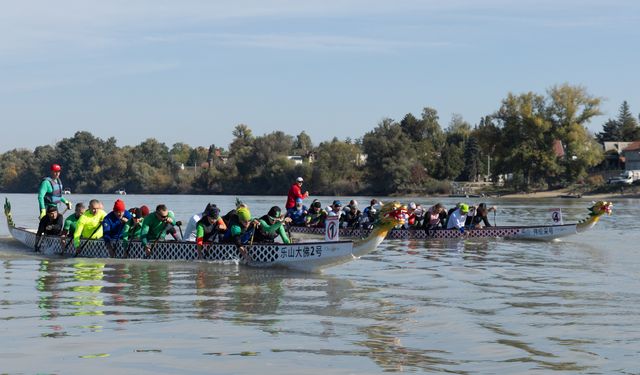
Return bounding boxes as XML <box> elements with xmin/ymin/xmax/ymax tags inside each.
<box><xmin>268</xmin><ymin>206</ymin><xmax>281</xmax><ymax>219</ymax></box>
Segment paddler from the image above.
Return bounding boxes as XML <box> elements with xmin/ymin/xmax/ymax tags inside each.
<box><xmin>121</xmin><ymin>207</ymin><xmax>144</xmax><ymax>248</ymax></box>
<box><xmin>61</xmin><ymin>202</ymin><xmax>86</xmax><ymax>238</ymax></box>
<box><xmin>286</xmin><ymin>198</ymin><xmax>308</xmax><ymax>226</ymax></box>
<box><xmin>305</xmin><ymin>199</ymin><xmax>327</xmax><ymax>227</ymax></box>
<box><xmin>37</xmin><ymin>163</ymin><xmax>72</xmax><ymax>219</ymax></box>
<box><xmin>222</xmin><ymin>206</ymin><xmax>257</xmax><ymax>261</ymax></box>
<box><xmin>195</xmin><ymin>205</ymin><xmax>227</xmax><ymax>257</ymax></box>
<box><xmin>446</xmin><ymin>203</ymin><xmax>470</xmax><ymax>232</ymax></box>
<box><xmin>35</xmin><ymin>206</ymin><xmax>64</xmax><ymax>252</ymax></box>
<box><xmin>184</xmin><ymin>202</ymin><xmax>215</xmax><ymax>241</ymax></box>
<box><xmin>466</xmin><ymin>203</ymin><xmax>496</xmax><ymax>228</ymax></box>
<box><xmin>102</xmin><ymin>199</ymin><xmax>132</xmax><ymax>257</ymax></box>
<box><xmin>73</xmin><ymin>199</ymin><xmax>107</xmax><ymax>248</ymax></box>
<box><xmin>252</xmin><ymin>206</ymin><xmax>292</xmax><ymax>244</ymax></box>
<box><xmin>140</xmin><ymin>204</ymin><xmax>177</xmax><ymax>256</ymax></box>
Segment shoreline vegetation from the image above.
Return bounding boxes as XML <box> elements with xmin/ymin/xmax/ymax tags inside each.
<box><xmin>1</xmin><ymin>84</ymin><xmax>639</xmax><ymax>198</ymax></box>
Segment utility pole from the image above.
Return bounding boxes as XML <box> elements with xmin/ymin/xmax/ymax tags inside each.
<box><xmin>487</xmin><ymin>155</ymin><xmax>491</xmax><ymax>178</ymax></box>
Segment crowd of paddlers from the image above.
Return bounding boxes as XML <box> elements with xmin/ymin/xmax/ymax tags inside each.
<box><xmin>34</xmin><ymin>165</ymin><xmax>496</xmax><ymax>259</ymax></box>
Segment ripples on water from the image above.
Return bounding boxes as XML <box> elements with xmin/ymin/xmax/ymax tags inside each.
<box><xmin>1</xmin><ymin>194</ymin><xmax>640</xmax><ymax>374</ymax></box>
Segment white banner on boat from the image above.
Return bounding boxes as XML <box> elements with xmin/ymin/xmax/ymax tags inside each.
<box><xmin>325</xmin><ymin>216</ymin><xmax>340</xmax><ymax>241</ymax></box>
<box><xmin>550</xmin><ymin>208</ymin><xmax>563</xmax><ymax>225</ymax></box>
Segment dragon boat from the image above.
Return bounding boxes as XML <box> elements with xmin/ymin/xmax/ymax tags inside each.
<box><xmin>289</xmin><ymin>201</ymin><xmax>613</xmax><ymax>241</ymax></box>
<box><xmin>3</xmin><ymin>198</ymin><xmax>406</xmax><ymax>272</ymax></box>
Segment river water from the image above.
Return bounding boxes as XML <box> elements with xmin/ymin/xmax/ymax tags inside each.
<box><xmin>1</xmin><ymin>193</ymin><xmax>639</xmax><ymax>374</ymax></box>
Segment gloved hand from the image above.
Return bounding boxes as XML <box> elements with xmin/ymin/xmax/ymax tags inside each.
<box><xmin>40</xmin><ymin>209</ymin><xmax>46</xmax><ymax>219</ymax></box>
<box><xmin>459</xmin><ymin>227</ymin><xmax>465</xmax><ymax>234</ymax></box>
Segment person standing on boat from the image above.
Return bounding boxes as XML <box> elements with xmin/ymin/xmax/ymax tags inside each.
<box><xmin>253</xmin><ymin>206</ymin><xmax>292</xmax><ymax>244</ymax></box>
<box><xmin>195</xmin><ymin>205</ymin><xmax>227</xmax><ymax>250</ymax></box>
<box><xmin>140</xmin><ymin>204</ymin><xmax>177</xmax><ymax>255</ymax></box>
<box><xmin>102</xmin><ymin>199</ymin><xmax>133</xmax><ymax>257</ymax></box>
<box><xmin>37</xmin><ymin>164</ymin><xmax>72</xmax><ymax>219</ymax></box>
<box><xmin>446</xmin><ymin>203</ymin><xmax>470</xmax><ymax>232</ymax></box>
<box><xmin>35</xmin><ymin>206</ymin><xmax>64</xmax><ymax>252</ymax></box>
<box><xmin>286</xmin><ymin>198</ymin><xmax>308</xmax><ymax>226</ymax></box>
<box><xmin>73</xmin><ymin>199</ymin><xmax>107</xmax><ymax>248</ymax></box>
<box><xmin>285</xmin><ymin>177</ymin><xmax>309</xmax><ymax>214</ymax></box>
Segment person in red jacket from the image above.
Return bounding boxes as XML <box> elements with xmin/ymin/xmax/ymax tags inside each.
<box><xmin>285</xmin><ymin>177</ymin><xmax>309</xmax><ymax>213</ymax></box>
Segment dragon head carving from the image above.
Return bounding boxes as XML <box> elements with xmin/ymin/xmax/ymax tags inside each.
<box><xmin>377</xmin><ymin>201</ymin><xmax>407</xmax><ymax>227</ymax></box>
<box><xmin>4</xmin><ymin>198</ymin><xmax>14</xmax><ymax>227</ymax></box>
<box><xmin>577</xmin><ymin>200</ymin><xmax>613</xmax><ymax>229</ymax></box>
<box><xmin>588</xmin><ymin>201</ymin><xmax>613</xmax><ymax>217</ymax></box>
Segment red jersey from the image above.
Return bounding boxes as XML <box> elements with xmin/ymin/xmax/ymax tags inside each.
<box><xmin>285</xmin><ymin>183</ymin><xmax>308</xmax><ymax>209</ymax></box>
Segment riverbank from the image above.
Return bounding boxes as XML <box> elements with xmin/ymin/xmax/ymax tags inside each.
<box><xmin>499</xmin><ymin>187</ymin><xmax>640</xmax><ymax>199</ymax></box>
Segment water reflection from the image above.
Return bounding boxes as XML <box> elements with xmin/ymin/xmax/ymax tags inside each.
<box><xmin>27</xmin><ymin>258</ymin><xmax>462</xmax><ymax>372</ymax></box>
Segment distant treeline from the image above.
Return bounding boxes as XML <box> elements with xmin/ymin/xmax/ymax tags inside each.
<box><xmin>1</xmin><ymin>84</ymin><xmax>639</xmax><ymax>195</ymax></box>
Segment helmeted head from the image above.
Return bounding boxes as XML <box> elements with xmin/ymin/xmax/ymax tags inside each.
<box><xmin>311</xmin><ymin>200</ymin><xmax>322</xmax><ymax>211</ymax></box>
<box><xmin>50</xmin><ymin>164</ymin><xmax>61</xmax><ymax>177</ymax></box>
<box><xmin>237</xmin><ymin>207</ymin><xmax>252</xmax><ymax>228</ymax></box>
<box><xmin>459</xmin><ymin>204</ymin><xmax>470</xmax><ymax>214</ymax></box>
<box><xmin>140</xmin><ymin>205</ymin><xmax>150</xmax><ymax>217</ymax></box>
<box><xmin>130</xmin><ymin>207</ymin><xmax>143</xmax><ymax>223</ymax></box>
<box><xmin>332</xmin><ymin>200</ymin><xmax>342</xmax><ymax>210</ymax></box>
<box><xmin>267</xmin><ymin>206</ymin><xmax>281</xmax><ymax>222</ymax></box>
<box><xmin>205</xmin><ymin>205</ymin><xmax>220</xmax><ymax>221</ymax></box>
<box><xmin>296</xmin><ymin>176</ymin><xmax>304</xmax><ymax>184</ymax></box>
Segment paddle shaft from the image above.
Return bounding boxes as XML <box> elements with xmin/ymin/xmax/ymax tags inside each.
<box><xmin>75</xmin><ymin>220</ymin><xmax>103</xmax><ymax>256</ymax></box>
<box><xmin>146</xmin><ymin>222</ymin><xmax>170</xmax><ymax>256</ymax></box>
<box><xmin>123</xmin><ymin>223</ymin><xmax>140</xmax><ymax>257</ymax></box>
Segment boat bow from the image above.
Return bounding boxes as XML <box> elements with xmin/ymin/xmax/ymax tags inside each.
<box><xmin>353</xmin><ymin>202</ymin><xmax>406</xmax><ymax>257</ymax></box>
<box><xmin>576</xmin><ymin>200</ymin><xmax>613</xmax><ymax>233</ymax></box>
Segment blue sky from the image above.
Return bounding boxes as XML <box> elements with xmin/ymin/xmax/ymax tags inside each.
<box><xmin>1</xmin><ymin>0</ymin><xmax>638</xmax><ymax>152</ymax></box>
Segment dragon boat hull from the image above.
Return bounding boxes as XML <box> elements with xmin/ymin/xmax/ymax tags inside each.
<box><xmin>6</xmin><ymin>225</ymin><xmax>357</xmax><ymax>272</ymax></box>
<box><xmin>3</xmin><ymin>198</ymin><xmax>412</xmax><ymax>272</ymax></box>
<box><xmin>289</xmin><ymin>223</ymin><xmax>584</xmax><ymax>241</ymax></box>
